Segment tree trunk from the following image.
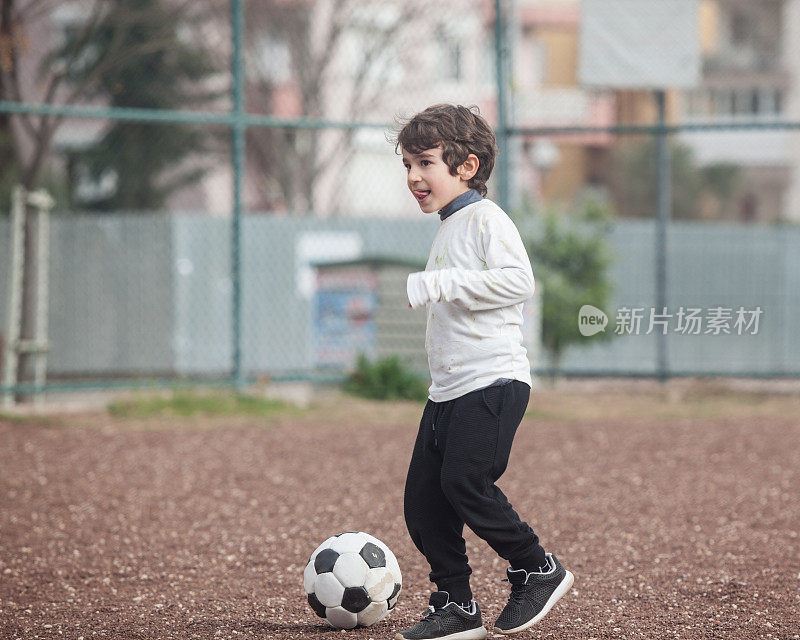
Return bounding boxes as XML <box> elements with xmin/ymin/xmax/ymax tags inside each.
<box><xmin>0</xmin><ymin>0</ymin><xmax>34</xmax><ymax>402</ymax></box>
<box><xmin>0</xmin><ymin>0</ymin><xmax>18</xmax><ymax>176</ymax></box>
<box><xmin>549</xmin><ymin>349</ymin><xmax>562</xmax><ymax>387</ymax></box>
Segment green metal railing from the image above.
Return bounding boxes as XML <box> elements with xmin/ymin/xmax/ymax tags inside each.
<box><xmin>231</xmin><ymin>0</ymin><xmax>245</xmax><ymax>387</ymax></box>
<box><xmin>2</xmin><ymin>0</ymin><xmax>800</xmax><ymax>398</ymax></box>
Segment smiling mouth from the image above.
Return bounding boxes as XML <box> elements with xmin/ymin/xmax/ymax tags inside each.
<box><xmin>413</xmin><ymin>190</ymin><xmax>431</xmax><ymax>202</ymax></box>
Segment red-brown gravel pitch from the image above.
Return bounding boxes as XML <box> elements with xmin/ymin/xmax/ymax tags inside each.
<box><xmin>1</xmin><ymin>386</ymin><xmax>798</xmax><ymax>639</ymax></box>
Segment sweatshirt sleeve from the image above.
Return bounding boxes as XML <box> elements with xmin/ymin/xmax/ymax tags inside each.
<box><xmin>407</xmin><ymin>211</ymin><xmax>535</xmax><ymax>311</ymax></box>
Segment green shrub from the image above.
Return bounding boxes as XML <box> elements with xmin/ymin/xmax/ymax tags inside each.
<box><xmin>344</xmin><ymin>355</ymin><xmax>429</xmax><ymax>402</ymax></box>
<box><xmin>524</xmin><ymin>199</ymin><xmax>615</xmax><ymax>376</ymax></box>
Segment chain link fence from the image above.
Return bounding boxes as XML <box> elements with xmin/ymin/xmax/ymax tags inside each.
<box><xmin>1</xmin><ymin>0</ymin><xmax>799</xmax><ymax>399</ymax></box>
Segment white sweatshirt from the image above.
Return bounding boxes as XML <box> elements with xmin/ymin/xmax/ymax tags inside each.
<box><xmin>407</xmin><ymin>198</ymin><xmax>535</xmax><ymax>402</ymax></box>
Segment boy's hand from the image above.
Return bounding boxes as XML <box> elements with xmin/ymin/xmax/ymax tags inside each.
<box><xmin>407</xmin><ymin>271</ymin><xmax>431</xmax><ymax>309</ymax></box>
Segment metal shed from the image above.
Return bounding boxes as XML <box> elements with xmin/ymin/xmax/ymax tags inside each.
<box><xmin>312</xmin><ymin>257</ymin><xmax>428</xmax><ymax>373</ymax></box>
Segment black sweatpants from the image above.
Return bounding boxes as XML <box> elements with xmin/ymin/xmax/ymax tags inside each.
<box><xmin>403</xmin><ymin>379</ymin><xmax>545</xmax><ymax>603</ymax></box>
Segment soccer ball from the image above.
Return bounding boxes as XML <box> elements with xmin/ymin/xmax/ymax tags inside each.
<box><xmin>303</xmin><ymin>531</ymin><xmax>402</xmax><ymax>629</ymax></box>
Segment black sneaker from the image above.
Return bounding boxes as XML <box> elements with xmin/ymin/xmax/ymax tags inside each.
<box><xmin>394</xmin><ymin>591</ymin><xmax>488</xmax><ymax>640</ymax></box>
<box><xmin>494</xmin><ymin>553</ymin><xmax>574</xmax><ymax>635</ymax></box>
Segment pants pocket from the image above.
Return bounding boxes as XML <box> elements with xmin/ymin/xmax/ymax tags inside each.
<box><xmin>480</xmin><ymin>381</ymin><xmax>511</xmax><ymax>419</ymax></box>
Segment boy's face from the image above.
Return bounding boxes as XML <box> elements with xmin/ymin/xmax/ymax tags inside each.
<box><xmin>402</xmin><ymin>145</ymin><xmax>475</xmax><ymax>214</ymax></box>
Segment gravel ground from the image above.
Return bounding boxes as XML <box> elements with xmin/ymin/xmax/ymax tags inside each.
<box><xmin>1</xmin><ymin>388</ymin><xmax>798</xmax><ymax>639</ymax></box>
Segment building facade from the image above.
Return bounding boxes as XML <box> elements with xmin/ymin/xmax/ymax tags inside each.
<box><xmin>679</xmin><ymin>0</ymin><xmax>800</xmax><ymax>223</ymax></box>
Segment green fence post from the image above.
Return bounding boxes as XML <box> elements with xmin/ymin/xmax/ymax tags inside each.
<box><xmin>495</xmin><ymin>0</ymin><xmax>510</xmax><ymax>211</ymax></box>
<box><xmin>655</xmin><ymin>90</ymin><xmax>670</xmax><ymax>382</ymax></box>
<box><xmin>231</xmin><ymin>0</ymin><xmax>245</xmax><ymax>389</ymax></box>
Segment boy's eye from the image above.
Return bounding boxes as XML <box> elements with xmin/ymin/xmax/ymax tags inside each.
<box><xmin>403</xmin><ymin>160</ymin><xmax>431</xmax><ymax>171</ymax></box>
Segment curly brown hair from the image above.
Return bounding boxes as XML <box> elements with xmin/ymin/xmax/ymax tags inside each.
<box><xmin>392</xmin><ymin>104</ymin><xmax>498</xmax><ymax>197</ymax></box>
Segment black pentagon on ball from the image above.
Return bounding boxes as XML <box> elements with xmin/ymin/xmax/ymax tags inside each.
<box><xmin>314</xmin><ymin>548</ymin><xmax>339</xmax><ymax>574</ymax></box>
<box><xmin>307</xmin><ymin>593</ymin><xmax>326</xmax><ymax>618</ymax></box>
<box><xmin>387</xmin><ymin>583</ymin><xmax>401</xmax><ymax>610</ymax></box>
<box><xmin>341</xmin><ymin>586</ymin><xmax>371</xmax><ymax>613</ymax></box>
<box><xmin>359</xmin><ymin>542</ymin><xmax>386</xmax><ymax>568</ymax></box>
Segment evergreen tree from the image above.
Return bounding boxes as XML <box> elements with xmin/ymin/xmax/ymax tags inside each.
<box><xmin>52</xmin><ymin>0</ymin><xmax>222</xmax><ymax>210</ymax></box>
<box><xmin>610</xmin><ymin>138</ymin><xmax>741</xmax><ymax>221</ymax></box>
<box><xmin>525</xmin><ymin>201</ymin><xmax>616</xmax><ymax>378</ymax></box>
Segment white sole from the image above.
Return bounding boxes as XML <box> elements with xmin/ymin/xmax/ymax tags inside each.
<box><xmin>394</xmin><ymin>625</ymin><xmax>488</xmax><ymax>640</ymax></box>
<box><xmin>494</xmin><ymin>570</ymin><xmax>574</xmax><ymax>635</ymax></box>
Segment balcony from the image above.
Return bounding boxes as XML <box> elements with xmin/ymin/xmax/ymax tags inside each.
<box><xmin>703</xmin><ymin>51</ymin><xmax>782</xmax><ymax>76</ymax></box>
<box><xmin>679</xmin><ymin>124</ymin><xmax>791</xmax><ymax>167</ymax></box>
<box><xmin>514</xmin><ymin>88</ymin><xmax>615</xmax><ymax>144</ymax></box>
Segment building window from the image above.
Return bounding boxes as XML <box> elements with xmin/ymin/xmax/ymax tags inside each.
<box><xmin>482</xmin><ymin>37</ymin><xmax>495</xmax><ymax>85</ymax></box>
<box><xmin>254</xmin><ymin>35</ymin><xmax>291</xmax><ymax>84</ymax></box>
<box><xmin>436</xmin><ymin>26</ymin><xmax>463</xmax><ymax>82</ymax></box>
<box><xmin>730</xmin><ymin>11</ymin><xmax>750</xmax><ymax>46</ymax></box>
<box><xmin>749</xmin><ymin>89</ymin><xmax>760</xmax><ymax>115</ymax></box>
<box><xmin>345</xmin><ymin>21</ymin><xmax>404</xmax><ymax>88</ymax></box>
<box><xmin>688</xmin><ymin>87</ymin><xmax>785</xmax><ymax>118</ymax></box>
<box><xmin>772</xmin><ymin>89</ymin><xmax>783</xmax><ymax>115</ymax></box>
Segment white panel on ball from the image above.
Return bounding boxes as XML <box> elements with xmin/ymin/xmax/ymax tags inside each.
<box><xmin>330</xmin><ymin>532</ymin><xmax>367</xmax><ymax>555</ymax></box>
<box><xmin>326</xmin><ymin>606</ymin><xmax>358</xmax><ymax>629</ymax></box>
<box><xmin>310</xmin><ymin>536</ymin><xmax>337</xmax><ymax>562</ymax></box>
<box><xmin>303</xmin><ymin>562</ymin><xmax>317</xmax><ymax>594</ymax></box>
<box><xmin>314</xmin><ymin>573</ymin><xmax>344</xmax><ymax>608</ymax></box>
<box><xmin>364</xmin><ymin>566</ymin><xmax>395</xmax><ymax>601</ymax></box>
<box><xmin>333</xmin><ymin>553</ymin><xmax>369</xmax><ymax>588</ymax></box>
<box><xmin>357</xmin><ymin>600</ymin><xmax>388</xmax><ymax>627</ymax></box>
<box><xmin>386</xmin><ymin>553</ymin><xmax>402</xmax><ymax>584</ymax></box>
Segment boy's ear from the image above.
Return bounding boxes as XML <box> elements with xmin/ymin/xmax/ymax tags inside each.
<box><xmin>459</xmin><ymin>154</ymin><xmax>480</xmax><ymax>181</ymax></box>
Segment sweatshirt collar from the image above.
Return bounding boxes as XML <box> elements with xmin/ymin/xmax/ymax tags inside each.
<box><xmin>439</xmin><ymin>189</ymin><xmax>482</xmax><ymax>221</ymax></box>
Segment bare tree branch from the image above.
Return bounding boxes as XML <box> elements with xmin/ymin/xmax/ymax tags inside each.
<box><xmin>38</xmin><ymin>0</ymin><xmax>105</xmax><ymax>105</ymax></box>
<box><xmin>0</xmin><ymin>0</ymin><xmax>38</xmax><ymax>140</ymax></box>
<box><xmin>314</xmin><ymin>2</ymin><xmax>420</xmax><ymax>214</ymax></box>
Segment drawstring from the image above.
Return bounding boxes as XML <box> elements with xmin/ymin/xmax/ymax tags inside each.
<box><xmin>431</xmin><ymin>402</ymin><xmax>442</xmax><ymax>447</ymax></box>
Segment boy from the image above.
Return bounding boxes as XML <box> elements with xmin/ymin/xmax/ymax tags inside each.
<box><xmin>393</xmin><ymin>104</ymin><xmax>573</xmax><ymax>640</ymax></box>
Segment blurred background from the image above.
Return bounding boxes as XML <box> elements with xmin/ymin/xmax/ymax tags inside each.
<box><xmin>1</xmin><ymin>0</ymin><xmax>799</xmax><ymax>402</ymax></box>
